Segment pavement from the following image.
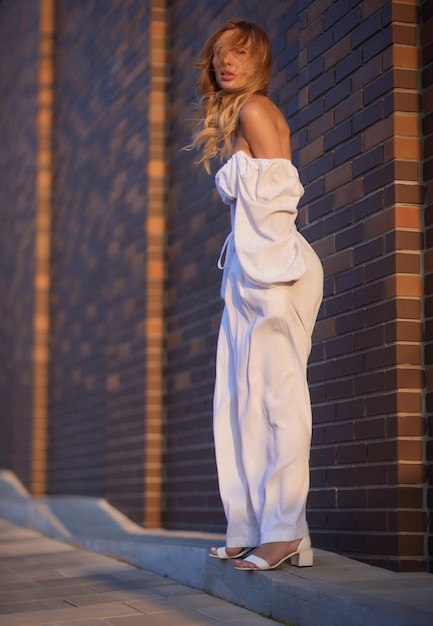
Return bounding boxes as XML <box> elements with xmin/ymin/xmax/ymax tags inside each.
<box><xmin>0</xmin><ymin>470</ymin><xmax>432</xmax><ymax>626</ymax></box>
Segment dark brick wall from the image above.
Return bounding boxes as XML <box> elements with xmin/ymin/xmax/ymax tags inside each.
<box><xmin>0</xmin><ymin>0</ymin><xmax>40</xmax><ymax>486</ymax></box>
<box><xmin>298</xmin><ymin>0</ymin><xmax>425</xmax><ymax>572</ymax></box>
<box><xmin>49</xmin><ymin>0</ymin><xmax>152</xmax><ymax>522</ymax></box>
<box><xmin>422</xmin><ymin>0</ymin><xmax>433</xmax><ymax>572</ymax></box>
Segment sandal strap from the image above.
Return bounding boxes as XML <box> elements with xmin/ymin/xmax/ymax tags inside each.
<box><xmin>242</xmin><ymin>554</ymin><xmax>269</xmax><ymax>569</ymax></box>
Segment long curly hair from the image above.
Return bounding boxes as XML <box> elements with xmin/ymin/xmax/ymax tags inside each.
<box><xmin>191</xmin><ymin>19</ymin><xmax>272</xmax><ymax>172</ymax></box>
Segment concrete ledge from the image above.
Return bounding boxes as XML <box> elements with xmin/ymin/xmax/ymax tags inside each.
<box><xmin>0</xmin><ymin>470</ymin><xmax>432</xmax><ymax>626</ymax></box>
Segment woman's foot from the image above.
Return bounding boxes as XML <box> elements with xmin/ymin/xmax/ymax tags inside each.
<box><xmin>209</xmin><ymin>546</ymin><xmax>252</xmax><ymax>559</ymax></box>
<box><xmin>234</xmin><ymin>539</ymin><xmax>303</xmax><ymax>570</ymax></box>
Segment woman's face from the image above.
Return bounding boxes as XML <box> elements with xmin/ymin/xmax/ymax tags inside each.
<box><xmin>212</xmin><ymin>29</ymin><xmax>253</xmax><ymax>92</ymax></box>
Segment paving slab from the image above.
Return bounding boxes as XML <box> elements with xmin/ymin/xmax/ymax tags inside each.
<box><xmin>0</xmin><ymin>518</ymin><xmax>279</xmax><ymax>626</ymax></box>
<box><xmin>0</xmin><ymin>469</ymin><xmax>432</xmax><ymax>626</ymax></box>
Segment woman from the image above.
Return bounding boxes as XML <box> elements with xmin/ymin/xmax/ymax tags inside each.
<box><xmin>191</xmin><ymin>19</ymin><xmax>323</xmax><ymax>571</ymax></box>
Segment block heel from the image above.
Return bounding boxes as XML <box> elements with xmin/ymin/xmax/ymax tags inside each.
<box><xmin>290</xmin><ymin>547</ymin><xmax>313</xmax><ymax>567</ymax></box>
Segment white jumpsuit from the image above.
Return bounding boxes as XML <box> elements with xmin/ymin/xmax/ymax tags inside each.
<box><xmin>214</xmin><ymin>151</ymin><xmax>323</xmax><ymax>548</ymax></box>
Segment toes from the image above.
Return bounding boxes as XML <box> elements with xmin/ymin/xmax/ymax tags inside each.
<box><xmin>234</xmin><ymin>560</ymin><xmax>256</xmax><ymax>570</ymax></box>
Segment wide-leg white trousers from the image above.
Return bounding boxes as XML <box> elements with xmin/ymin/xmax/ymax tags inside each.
<box><xmin>213</xmin><ymin>234</ymin><xmax>323</xmax><ymax>547</ymax></box>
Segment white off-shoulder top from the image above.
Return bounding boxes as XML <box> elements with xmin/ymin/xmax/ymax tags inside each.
<box><xmin>215</xmin><ymin>151</ymin><xmax>306</xmax><ymax>288</ymax></box>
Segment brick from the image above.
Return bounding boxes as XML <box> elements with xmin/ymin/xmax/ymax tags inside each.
<box><xmin>334</xmin><ymin>179</ymin><xmax>364</xmax><ymax>208</ymax></box>
<box><xmin>396</xmin><ymin>343</ymin><xmax>422</xmax><ymax>366</ymax></box>
<box><xmin>323</xmin><ymin>248</ymin><xmax>353</xmax><ymax>275</ymax></box>
<box><xmin>334</xmin><ymin>135</ymin><xmax>363</xmax><ymax>166</ymax></box>
<box><xmin>362</xmin><ymin>26</ymin><xmax>393</xmax><ymax>62</ymax></box>
<box><xmin>364</xmin><ymin>254</ymin><xmax>396</xmax><ymax>282</ymax></box>
<box><xmin>352</xmin><ymin>55</ymin><xmax>382</xmax><ymax>92</ymax></box>
<box><xmin>357</xmin><ymin>511</ymin><xmax>388</xmax><ymax>531</ymax></box>
<box><xmin>327</xmin><ymin>466</ymin><xmax>357</xmax><ymax>487</ymax></box>
<box><xmin>337</xmin><ymin>443</ymin><xmax>367</xmax><ymax>464</ymax></box>
<box><xmin>386</xmin><ymin>319</ymin><xmax>423</xmax><ymax>343</ymax></box>
<box><xmin>335</xmin><ymin>310</ymin><xmax>365</xmax><ymax>334</ymax></box>
<box><xmin>326</xmin><ymin>291</ymin><xmax>354</xmax><ymax>316</ymax></box>
<box><xmin>368</xmin><ymin>486</ymin><xmax>398</xmax><ymax>508</ymax></box>
<box><xmin>393</xmin><ymin>2</ymin><xmax>419</xmax><ymax>24</ymax></box>
<box><xmin>356</xmin><ymin>464</ymin><xmax>388</xmax><ymax>486</ymax></box>
<box><xmin>390</xmin><ymin>90</ymin><xmax>422</xmax><ymax>113</ymax></box>
<box><xmin>308</xmin><ymin>487</ymin><xmax>337</xmax><ymax>508</ymax></box>
<box><xmin>307</xmin><ymin>192</ymin><xmax>333</xmax><ymax>221</ymax></box>
<box><xmin>355</xmin><ymin>189</ymin><xmax>385</xmax><ymax>220</ymax></box>
<box><xmin>353</xmin><ymin>146</ymin><xmax>383</xmax><ymax>176</ymax></box>
<box><xmin>393</xmin><ymin>23</ymin><xmax>418</xmax><ymax>46</ymax></box>
<box><xmin>385</xmin><ymin>229</ymin><xmax>423</xmax><ymax>253</ymax></box>
<box><xmin>299</xmin><ymin>14</ymin><xmax>324</xmax><ymax>49</ymax></box>
<box><xmin>351</xmin><ymin>12</ymin><xmax>381</xmax><ymax>48</ymax></box>
<box><xmin>299</xmin><ymin>136</ymin><xmax>324</xmax><ymax>167</ymax></box>
<box><xmin>307</xmin><ymin>30</ymin><xmax>334</xmax><ymax>63</ymax></box>
<box><xmin>328</xmin><ymin>510</ymin><xmax>357</xmax><ymax>528</ymax></box>
<box><xmin>324</xmin><ymin>77</ymin><xmax>351</xmax><ymax>110</ymax></box>
<box><xmin>299</xmin><ymin>98</ymin><xmax>325</xmax><ymax>127</ymax></box>
<box><xmin>365</xmin><ymin>72</ymin><xmax>394</xmax><ymax>107</ymax></box>
<box><xmin>335</xmin><ymin>397</ymin><xmax>365</xmax><ymax>420</ymax></box>
<box><xmin>368</xmin><ymin>533</ymin><xmax>399</xmax><ymax>556</ymax></box>
<box><xmin>399</xmin><ymin>534</ymin><xmax>424</xmax><ymax>556</ymax></box>
<box><xmin>335</xmin><ymin>49</ymin><xmax>362</xmax><ymax>83</ymax></box>
<box><xmin>394</xmin><ymin>68</ymin><xmax>419</xmax><ymax>90</ymax></box>
<box><xmin>305</xmin><ymin>109</ymin><xmax>334</xmax><ymax>141</ymax></box>
<box><xmin>395</xmin><ymin>159</ymin><xmax>420</xmax><ymax>182</ymax></box>
<box><xmin>309</xmin><ymin>68</ymin><xmax>334</xmax><ymax>101</ymax></box>
<box><xmin>324</xmin><ymin>205</ymin><xmax>353</xmax><ymax>235</ymax></box>
<box><xmin>355</xmin><ymin>370</ymin><xmax>386</xmax><ymax>395</ymax></box>
<box><xmin>323</xmin><ymin>33</ymin><xmax>351</xmax><ymax>70</ymax></box>
<box><xmin>337</xmin><ymin>488</ymin><xmax>367</xmax><ymax>508</ymax></box>
<box><xmin>363</xmin><ymin>163</ymin><xmax>395</xmax><ymax>195</ymax></box>
<box><xmin>326</xmin><ymin>421</ymin><xmax>354</xmax><ymax>443</ymax></box>
<box><xmin>305</xmin><ymin>153</ymin><xmax>333</xmax><ymax>182</ymax></box>
<box><xmin>394</xmin><ymin>112</ymin><xmax>419</xmax><ymax>137</ymax></box>
<box><xmin>390</xmin><ymin>136</ymin><xmax>422</xmax><ymax>160</ymax></box>
<box><xmin>353</xmin><ymin>100</ymin><xmax>383</xmax><ymax>133</ymax></box>
<box><xmin>397</xmin><ymin>415</ymin><xmax>425</xmax><ymax>438</ymax></box>
<box><xmin>324</xmin><ymin>119</ymin><xmax>351</xmax><ymax>151</ymax></box>
<box><xmin>325</xmin><ymin>334</ymin><xmax>353</xmax><ymax>358</ymax></box>
<box><xmin>354</xmin><ymin>238</ymin><xmax>385</xmax><ymax>265</ymax></box>
<box><xmin>299</xmin><ymin>56</ymin><xmax>324</xmax><ymax>88</ymax></box>
<box><xmin>336</xmin><ymin>266</ymin><xmax>364</xmax><ymax>292</ymax></box>
<box><xmin>389</xmin><ymin>511</ymin><xmax>427</xmax><ymax>532</ymax></box>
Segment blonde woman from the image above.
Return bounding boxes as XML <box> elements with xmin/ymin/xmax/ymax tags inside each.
<box><xmin>192</xmin><ymin>19</ymin><xmax>323</xmax><ymax>571</ymax></box>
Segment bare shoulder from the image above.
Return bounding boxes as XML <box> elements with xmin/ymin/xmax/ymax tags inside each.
<box><xmin>240</xmin><ymin>95</ymin><xmax>279</xmax><ymax>121</ymax></box>
<box><xmin>238</xmin><ymin>96</ymin><xmax>291</xmax><ymax>160</ymax></box>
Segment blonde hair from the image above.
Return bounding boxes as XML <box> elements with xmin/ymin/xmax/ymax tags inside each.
<box><xmin>191</xmin><ymin>19</ymin><xmax>271</xmax><ymax>172</ymax></box>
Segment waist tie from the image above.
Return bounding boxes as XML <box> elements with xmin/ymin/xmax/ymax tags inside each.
<box><xmin>217</xmin><ymin>231</ymin><xmax>234</xmax><ymax>270</ymax></box>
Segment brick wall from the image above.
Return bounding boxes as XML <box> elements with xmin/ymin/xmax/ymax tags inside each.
<box><xmin>49</xmin><ymin>0</ymin><xmax>166</xmax><ymax>524</ymax></box>
<box><xmin>298</xmin><ymin>0</ymin><xmax>425</xmax><ymax>572</ymax></box>
<box><xmin>0</xmin><ymin>0</ymin><xmax>429</xmax><ymax>571</ymax></box>
<box><xmin>0</xmin><ymin>0</ymin><xmax>40</xmax><ymax>485</ymax></box>
<box><xmin>422</xmin><ymin>0</ymin><xmax>433</xmax><ymax>573</ymax></box>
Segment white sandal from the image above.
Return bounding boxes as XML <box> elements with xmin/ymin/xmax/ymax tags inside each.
<box><xmin>234</xmin><ymin>536</ymin><xmax>313</xmax><ymax>570</ymax></box>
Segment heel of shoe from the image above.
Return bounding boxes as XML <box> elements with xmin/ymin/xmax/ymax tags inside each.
<box><xmin>291</xmin><ymin>548</ymin><xmax>313</xmax><ymax>567</ymax></box>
